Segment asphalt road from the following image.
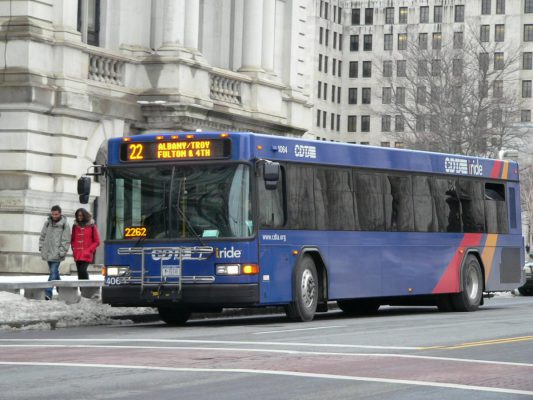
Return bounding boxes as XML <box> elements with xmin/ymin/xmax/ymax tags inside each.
<box><xmin>1</xmin><ymin>295</ymin><xmax>532</xmax><ymax>399</ymax></box>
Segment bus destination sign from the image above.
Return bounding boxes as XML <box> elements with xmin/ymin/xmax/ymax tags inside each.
<box><xmin>120</xmin><ymin>139</ymin><xmax>231</xmax><ymax>162</ymax></box>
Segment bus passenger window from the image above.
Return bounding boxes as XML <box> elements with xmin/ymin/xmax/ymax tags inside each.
<box><xmin>258</xmin><ymin>165</ymin><xmax>285</xmax><ymax>228</ymax></box>
<box><xmin>458</xmin><ymin>180</ymin><xmax>485</xmax><ymax>233</ymax></box>
<box><xmin>412</xmin><ymin>176</ymin><xmax>437</xmax><ymax>232</ymax></box>
<box><xmin>485</xmin><ymin>183</ymin><xmax>508</xmax><ymax>233</ymax></box>
<box><xmin>354</xmin><ymin>173</ymin><xmax>386</xmax><ymax>231</ymax></box>
<box><xmin>385</xmin><ymin>175</ymin><xmax>414</xmax><ymax>232</ymax></box>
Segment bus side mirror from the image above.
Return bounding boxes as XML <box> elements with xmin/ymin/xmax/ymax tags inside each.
<box><xmin>77</xmin><ymin>176</ymin><xmax>91</xmax><ymax>204</ymax></box>
<box><xmin>263</xmin><ymin>162</ymin><xmax>280</xmax><ymax>190</ymax></box>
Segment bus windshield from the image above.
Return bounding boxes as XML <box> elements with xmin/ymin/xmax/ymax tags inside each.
<box><xmin>108</xmin><ymin>164</ymin><xmax>252</xmax><ymax>240</ymax></box>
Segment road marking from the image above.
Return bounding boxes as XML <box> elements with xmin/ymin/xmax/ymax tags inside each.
<box><xmin>0</xmin><ymin>338</ymin><xmax>421</xmax><ymax>350</ymax></box>
<box><xmin>0</xmin><ymin>344</ymin><xmax>531</xmax><ymax>368</ymax></box>
<box><xmin>422</xmin><ymin>335</ymin><xmax>533</xmax><ymax>350</ymax></box>
<box><xmin>0</xmin><ymin>361</ymin><xmax>532</xmax><ymax>396</ymax></box>
<box><xmin>253</xmin><ymin>325</ymin><xmax>346</xmax><ymax>335</ymax></box>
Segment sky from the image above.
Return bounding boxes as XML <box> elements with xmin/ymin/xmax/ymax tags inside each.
<box><xmin>0</xmin><ymin>275</ymin><xmax>156</xmax><ymax>331</ymax></box>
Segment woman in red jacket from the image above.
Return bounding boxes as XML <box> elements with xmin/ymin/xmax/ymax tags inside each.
<box><xmin>71</xmin><ymin>208</ymin><xmax>101</xmax><ymax>279</ymax></box>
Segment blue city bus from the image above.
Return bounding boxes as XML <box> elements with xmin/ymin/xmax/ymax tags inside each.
<box><xmin>82</xmin><ymin>131</ymin><xmax>524</xmax><ymax>324</ymax></box>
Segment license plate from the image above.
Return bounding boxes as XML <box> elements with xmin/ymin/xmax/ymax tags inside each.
<box><xmin>162</xmin><ymin>266</ymin><xmax>181</xmax><ymax>277</ymax></box>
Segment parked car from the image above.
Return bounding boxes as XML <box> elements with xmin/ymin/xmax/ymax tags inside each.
<box><xmin>518</xmin><ymin>261</ymin><xmax>533</xmax><ymax>296</ymax></box>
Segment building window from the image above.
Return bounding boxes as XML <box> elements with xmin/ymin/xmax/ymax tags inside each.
<box><xmin>524</xmin><ymin>52</ymin><xmax>533</xmax><ymax>69</ymax></box>
<box><xmin>323</xmin><ymin>110</ymin><xmax>327</xmax><ymax>128</ymax></box>
<box><xmin>523</xmin><ymin>80</ymin><xmax>532</xmax><ymax>98</ymax></box>
<box><xmin>333</xmin><ymin>32</ymin><xmax>337</xmax><ymax>49</ymax></box>
<box><xmin>381</xmin><ymin>141</ymin><xmax>390</xmax><ymax>147</ymax></box>
<box><xmin>349</xmin><ymin>61</ymin><xmax>358</xmax><ymax>77</ymax></box>
<box><xmin>325</xmin><ymin>29</ymin><xmax>330</xmax><ymax>46</ymax></box>
<box><xmin>395</xmin><ymin>115</ymin><xmax>405</xmax><ymax>132</ymax></box>
<box><xmin>418</xmin><ymin>60</ymin><xmax>428</xmax><ymax>76</ymax></box>
<box><xmin>397</xmin><ymin>60</ymin><xmax>406</xmax><ymax>77</ymax></box>
<box><xmin>77</xmin><ymin>0</ymin><xmax>100</xmax><ymax>46</ymax></box>
<box><xmin>479</xmin><ymin>52</ymin><xmax>489</xmax><ymax>71</ymax></box>
<box><xmin>454</xmin><ymin>32</ymin><xmax>463</xmax><ymax>49</ymax></box>
<box><xmin>481</xmin><ymin>0</ymin><xmax>491</xmax><ymax>14</ymax></box>
<box><xmin>324</xmin><ymin>2</ymin><xmax>329</xmax><ymax>19</ymax></box>
<box><xmin>330</xmin><ymin>113</ymin><xmax>335</xmax><ymax>130</ymax></box>
<box><xmin>527</xmin><ymin>0</ymin><xmax>533</xmax><ymax>13</ymax></box>
<box><xmin>432</xmin><ymin>59</ymin><xmax>441</xmax><ymax>76</ymax></box>
<box><xmin>419</xmin><ymin>33</ymin><xmax>428</xmax><ymax>49</ymax></box>
<box><xmin>338</xmin><ymin>60</ymin><xmax>342</xmax><ymax>77</ymax></box>
<box><xmin>348</xmin><ymin>115</ymin><xmax>357</xmax><ymax>132</ymax></box>
<box><xmin>317</xmin><ymin>81</ymin><xmax>322</xmax><ymax>98</ymax></box>
<box><xmin>383</xmin><ymin>60</ymin><xmax>392</xmax><ymax>77</ymax></box>
<box><xmin>495</xmin><ymin>25</ymin><xmax>505</xmax><ymax>42</ymax></box>
<box><xmin>432</xmin><ymin>32</ymin><xmax>442</xmax><ymax>50</ymax></box>
<box><xmin>434</xmin><ymin>6</ymin><xmax>442</xmax><ymax>23</ymax></box>
<box><xmin>331</xmin><ymin>85</ymin><xmax>336</xmax><ymax>102</ymax></box>
<box><xmin>348</xmin><ymin>88</ymin><xmax>358</xmax><ymax>104</ymax></box>
<box><xmin>417</xmin><ymin>86</ymin><xmax>426</xmax><ymax>104</ymax></box>
<box><xmin>362</xmin><ymin>61</ymin><xmax>372</xmax><ymax>77</ymax></box>
<box><xmin>493</xmin><ymin>80</ymin><xmax>503</xmax><ymax>98</ymax></box>
<box><xmin>522</xmin><ymin>110</ymin><xmax>531</xmax><ymax>122</ymax></box>
<box><xmin>525</xmin><ymin>25</ymin><xmax>533</xmax><ymax>41</ymax></box>
<box><xmin>365</xmin><ymin>8</ymin><xmax>373</xmax><ymax>24</ymax></box>
<box><xmin>316</xmin><ymin>109</ymin><xmax>321</xmax><ymax>126</ymax></box>
<box><xmin>333</xmin><ymin>5</ymin><xmax>337</xmax><ymax>22</ymax></box>
<box><xmin>398</xmin><ymin>33</ymin><xmax>407</xmax><ymax>50</ymax></box>
<box><xmin>336</xmin><ymin>114</ymin><xmax>340</xmax><ymax>131</ymax></box>
<box><xmin>416</xmin><ymin>115</ymin><xmax>426</xmax><ymax>132</ymax></box>
<box><xmin>396</xmin><ymin>87</ymin><xmax>406</xmax><ymax>104</ymax></box>
<box><xmin>385</xmin><ymin>7</ymin><xmax>394</xmax><ymax>24</ymax></box>
<box><xmin>382</xmin><ymin>115</ymin><xmax>391</xmax><ymax>132</ymax></box>
<box><xmin>496</xmin><ymin>0</ymin><xmax>505</xmax><ymax>14</ymax></box>
<box><xmin>363</xmin><ymin>35</ymin><xmax>372</xmax><ymax>51</ymax></box>
<box><xmin>351</xmin><ymin>8</ymin><xmax>360</xmax><ymax>24</ymax></box>
<box><xmin>319</xmin><ymin>27</ymin><xmax>323</xmax><ymax>44</ymax></box>
<box><xmin>480</xmin><ymin>25</ymin><xmax>490</xmax><ymax>42</ymax></box>
<box><xmin>361</xmin><ymin>116</ymin><xmax>370</xmax><ymax>132</ymax></box>
<box><xmin>399</xmin><ymin>7</ymin><xmax>408</xmax><ymax>24</ymax></box>
<box><xmin>455</xmin><ymin>5</ymin><xmax>464</xmax><ymax>22</ymax></box>
<box><xmin>332</xmin><ymin>58</ymin><xmax>336</xmax><ymax>75</ymax></box>
<box><xmin>337</xmin><ymin>86</ymin><xmax>341</xmax><ymax>103</ymax></box>
<box><xmin>323</xmin><ymin>83</ymin><xmax>328</xmax><ymax>100</ymax></box>
<box><xmin>494</xmin><ymin>52</ymin><xmax>504</xmax><ymax>70</ymax></box>
<box><xmin>382</xmin><ymin>87</ymin><xmax>392</xmax><ymax>104</ymax></box>
<box><xmin>339</xmin><ymin>34</ymin><xmax>343</xmax><ymax>50</ymax></box>
<box><xmin>384</xmin><ymin>34</ymin><xmax>393</xmax><ymax>50</ymax></box>
<box><xmin>362</xmin><ymin>88</ymin><xmax>371</xmax><ymax>104</ymax></box>
<box><xmin>350</xmin><ymin>35</ymin><xmax>359</xmax><ymax>51</ymax></box>
<box><xmin>420</xmin><ymin>6</ymin><xmax>429</xmax><ymax>23</ymax></box>
<box><xmin>324</xmin><ymin>56</ymin><xmax>328</xmax><ymax>73</ymax></box>
<box><xmin>338</xmin><ymin>7</ymin><xmax>342</xmax><ymax>23</ymax></box>
<box><xmin>394</xmin><ymin>142</ymin><xmax>404</xmax><ymax>148</ymax></box>
<box><xmin>453</xmin><ymin>58</ymin><xmax>463</xmax><ymax>76</ymax></box>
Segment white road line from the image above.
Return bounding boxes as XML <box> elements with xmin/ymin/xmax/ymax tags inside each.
<box><xmin>0</xmin><ymin>361</ymin><xmax>531</xmax><ymax>397</ymax></box>
<box><xmin>0</xmin><ymin>338</ymin><xmax>420</xmax><ymax>350</ymax></box>
<box><xmin>253</xmin><ymin>325</ymin><xmax>346</xmax><ymax>335</ymax></box>
<box><xmin>0</xmin><ymin>344</ymin><xmax>532</xmax><ymax>368</ymax></box>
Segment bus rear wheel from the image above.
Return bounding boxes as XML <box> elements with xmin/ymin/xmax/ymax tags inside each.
<box><xmin>451</xmin><ymin>255</ymin><xmax>483</xmax><ymax>312</ymax></box>
<box><xmin>337</xmin><ymin>299</ymin><xmax>380</xmax><ymax>315</ymax></box>
<box><xmin>285</xmin><ymin>255</ymin><xmax>318</xmax><ymax>322</ymax></box>
<box><xmin>158</xmin><ymin>306</ymin><xmax>191</xmax><ymax>326</ymax></box>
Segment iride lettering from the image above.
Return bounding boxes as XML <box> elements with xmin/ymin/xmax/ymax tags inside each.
<box><xmin>216</xmin><ymin>246</ymin><xmax>242</xmax><ymax>259</ymax></box>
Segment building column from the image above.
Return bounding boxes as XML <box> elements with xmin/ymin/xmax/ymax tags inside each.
<box><xmin>184</xmin><ymin>0</ymin><xmax>200</xmax><ymax>51</ymax></box>
<box><xmin>239</xmin><ymin>0</ymin><xmax>264</xmax><ymax>72</ymax></box>
<box><xmin>161</xmin><ymin>0</ymin><xmax>184</xmax><ymax>49</ymax></box>
<box><xmin>261</xmin><ymin>0</ymin><xmax>275</xmax><ymax>72</ymax></box>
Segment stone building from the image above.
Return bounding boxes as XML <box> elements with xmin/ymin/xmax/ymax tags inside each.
<box><xmin>0</xmin><ymin>0</ymin><xmax>315</xmax><ymax>274</ymax></box>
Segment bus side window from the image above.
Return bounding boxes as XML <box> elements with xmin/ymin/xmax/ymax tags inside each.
<box><xmin>412</xmin><ymin>175</ymin><xmax>437</xmax><ymax>232</ymax></box>
<box><xmin>258</xmin><ymin>165</ymin><xmax>285</xmax><ymax>228</ymax></box>
<box><xmin>458</xmin><ymin>180</ymin><xmax>485</xmax><ymax>233</ymax></box>
<box><xmin>354</xmin><ymin>172</ymin><xmax>386</xmax><ymax>231</ymax></box>
<box><xmin>385</xmin><ymin>175</ymin><xmax>414</xmax><ymax>232</ymax></box>
<box><xmin>285</xmin><ymin>165</ymin><xmax>316</xmax><ymax>229</ymax></box>
<box><xmin>485</xmin><ymin>182</ymin><xmax>508</xmax><ymax>233</ymax></box>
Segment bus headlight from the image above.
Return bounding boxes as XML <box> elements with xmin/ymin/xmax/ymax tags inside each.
<box><xmin>106</xmin><ymin>266</ymin><xmax>130</xmax><ymax>277</ymax></box>
<box><xmin>216</xmin><ymin>264</ymin><xmax>259</xmax><ymax>275</ymax></box>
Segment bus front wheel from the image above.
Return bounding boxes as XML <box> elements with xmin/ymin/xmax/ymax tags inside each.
<box><xmin>158</xmin><ymin>306</ymin><xmax>191</xmax><ymax>326</ymax></box>
<box><xmin>451</xmin><ymin>255</ymin><xmax>483</xmax><ymax>312</ymax></box>
<box><xmin>285</xmin><ymin>255</ymin><xmax>318</xmax><ymax>322</ymax></box>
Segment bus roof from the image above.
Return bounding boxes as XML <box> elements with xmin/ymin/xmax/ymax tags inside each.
<box><xmin>108</xmin><ymin>131</ymin><xmax>519</xmax><ymax>181</ymax></box>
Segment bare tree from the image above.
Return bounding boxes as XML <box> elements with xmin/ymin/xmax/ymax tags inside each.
<box><xmin>521</xmin><ymin>164</ymin><xmax>533</xmax><ymax>250</ymax></box>
<box><xmin>379</xmin><ymin>25</ymin><xmax>523</xmax><ymax>157</ymax></box>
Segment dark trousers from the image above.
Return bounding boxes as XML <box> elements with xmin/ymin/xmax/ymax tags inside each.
<box><xmin>75</xmin><ymin>261</ymin><xmax>90</xmax><ymax>279</ymax></box>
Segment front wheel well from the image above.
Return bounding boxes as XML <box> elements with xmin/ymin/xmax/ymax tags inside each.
<box><xmin>301</xmin><ymin>250</ymin><xmax>328</xmax><ymax>303</ymax></box>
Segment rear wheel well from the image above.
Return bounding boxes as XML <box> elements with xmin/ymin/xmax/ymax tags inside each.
<box><xmin>466</xmin><ymin>250</ymin><xmax>486</xmax><ymax>292</ymax></box>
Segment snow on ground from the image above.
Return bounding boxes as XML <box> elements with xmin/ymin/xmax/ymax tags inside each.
<box><xmin>0</xmin><ymin>275</ymin><xmax>156</xmax><ymax>331</ymax></box>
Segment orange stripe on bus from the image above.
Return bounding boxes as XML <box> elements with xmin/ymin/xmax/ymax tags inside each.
<box><xmin>501</xmin><ymin>161</ymin><xmax>509</xmax><ymax>180</ymax></box>
<box><xmin>481</xmin><ymin>234</ymin><xmax>498</xmax><ymax>285</ymax></box>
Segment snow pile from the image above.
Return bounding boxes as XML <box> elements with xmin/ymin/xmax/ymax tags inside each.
<box><xmin>0</xmin><ymin>291</ymin><xmax>156</xmax><ymax>330</ymax></box>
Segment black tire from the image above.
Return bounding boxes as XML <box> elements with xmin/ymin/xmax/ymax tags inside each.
<box><xmin>518</xmin><ymin>286</ymin><xmax>533</xmax><ymax>296</ymax></box>
<box><xmin>158</xmin><ymin>306</ymin><xmax>191</xmax><ymax>326</ymax></box>
<box><xmin>337</xmin><ymin>299</ymin><xmax>380</xmax><ymax>315</ymax></box>
<box><xmin>450</xmin><ymin>255</ymin><xmax>483</xmax><ymax>312</ymax></box>
<box><xmin>285</xmin><ymin>255</ymin><xmax>318</xmax><ymax>322</ymax></box>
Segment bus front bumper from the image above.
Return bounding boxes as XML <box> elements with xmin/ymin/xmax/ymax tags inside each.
<box><xmin>102</xmin><ymin>283</ymin><xmax>260</xmax><ymax>308</ymax></box>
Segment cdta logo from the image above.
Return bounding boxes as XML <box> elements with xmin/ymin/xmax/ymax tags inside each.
<box><xmin>216</xmin><ymin>246</ymin><xmax>242</xmax><ymax>259</ymax></box>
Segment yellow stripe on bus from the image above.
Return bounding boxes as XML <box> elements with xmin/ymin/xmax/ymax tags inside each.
<box><xmin>481</xmin><ymin>234</ymin><xmax>498</xmax><ymax>285</ymax></box>
<box><xmin>501</xmin><ymin>160</ymin><xmax>509</xmax><ymax>179</ymax></box>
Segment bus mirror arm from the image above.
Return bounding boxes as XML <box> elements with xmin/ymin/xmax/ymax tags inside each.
<box><xmin>77</xmin><ymin>165</ymin><xmax>106</xmax><ymax>204</ymax></box>
<box><xmin>263</xmin><ymin>161</ymin><xmax>280</xmax><ymax>190</ymax></box>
